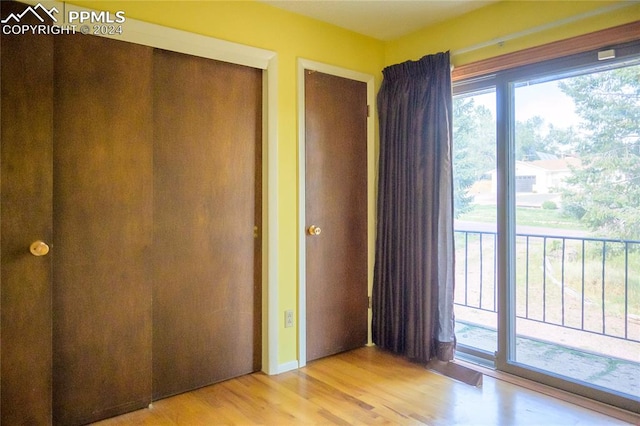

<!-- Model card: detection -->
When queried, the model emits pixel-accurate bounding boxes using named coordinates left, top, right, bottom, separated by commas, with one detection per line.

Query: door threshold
left=454, top=358, right=640, bottom=424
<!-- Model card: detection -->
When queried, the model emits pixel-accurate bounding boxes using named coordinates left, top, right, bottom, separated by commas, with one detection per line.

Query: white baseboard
left=276, top=360, right=300, bottom=374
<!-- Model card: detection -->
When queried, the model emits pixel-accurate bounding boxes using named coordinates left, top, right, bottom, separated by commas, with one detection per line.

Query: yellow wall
left=68, top=0, right=639, bottom=369
left=385, top=1, right=640, bottom=68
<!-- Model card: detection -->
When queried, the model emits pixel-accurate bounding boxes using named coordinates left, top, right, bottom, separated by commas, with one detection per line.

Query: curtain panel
left=372, top=52, right=456, bottom=363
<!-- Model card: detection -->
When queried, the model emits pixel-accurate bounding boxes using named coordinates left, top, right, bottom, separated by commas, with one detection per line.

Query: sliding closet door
left=152, top=50, right=262, bottom=399
left=0, top=2, right=54, bottom=423
left=53, top=34, right=154, bottom=425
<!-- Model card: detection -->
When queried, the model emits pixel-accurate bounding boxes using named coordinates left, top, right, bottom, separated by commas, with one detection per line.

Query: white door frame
left=23, top=0, right=280, bottom=375
left=297, top=59, right=375, bottom=368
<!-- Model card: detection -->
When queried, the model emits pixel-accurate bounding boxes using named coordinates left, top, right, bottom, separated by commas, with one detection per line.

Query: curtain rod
left=451, top=1, right=635, bottom=57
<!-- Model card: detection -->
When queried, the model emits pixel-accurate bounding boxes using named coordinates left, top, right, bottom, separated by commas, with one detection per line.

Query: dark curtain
left=372, top=52, right=456, bottom=363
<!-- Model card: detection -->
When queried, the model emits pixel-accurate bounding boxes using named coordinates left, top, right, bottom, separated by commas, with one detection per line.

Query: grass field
left=458, top=204, right=588, bottom=231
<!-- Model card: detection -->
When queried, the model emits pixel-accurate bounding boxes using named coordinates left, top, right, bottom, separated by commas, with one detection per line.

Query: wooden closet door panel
left=153, top=49, right=262, bottom=399
left=1, top=2, right=54, bottom=423
left=53, top=34, right=154, bottom=425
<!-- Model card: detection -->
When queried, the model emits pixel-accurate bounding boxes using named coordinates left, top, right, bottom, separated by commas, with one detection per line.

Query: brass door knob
left=307, top=225, right=321, bottom=236
left=29, top=240, right=50, bottom=257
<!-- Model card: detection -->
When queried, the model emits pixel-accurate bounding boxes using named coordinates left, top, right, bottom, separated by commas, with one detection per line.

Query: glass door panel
left=512, top=65, right=640, bottom=399
left=453, top=89, right=498, bottom=360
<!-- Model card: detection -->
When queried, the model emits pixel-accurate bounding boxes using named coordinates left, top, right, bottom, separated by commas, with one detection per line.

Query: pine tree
left=560, top=65, right=640, bottom=240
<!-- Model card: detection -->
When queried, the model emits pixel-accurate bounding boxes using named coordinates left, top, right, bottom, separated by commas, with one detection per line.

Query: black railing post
left=581, top=240, right=586, bottom=331
left=602, top=241, right=606, bottom=335
left=625, top=242, right=629, bottom=340
left=526, top=235, right=530, bottom=319
left=543, top=237, right=547, bottom=323
left=479, top=233, right=484, bottom=310
left=464, top=232, right=469, bottom=306
left=562, top=238, right=566, bottom=327
left=494, top=233, right=497, bottom=312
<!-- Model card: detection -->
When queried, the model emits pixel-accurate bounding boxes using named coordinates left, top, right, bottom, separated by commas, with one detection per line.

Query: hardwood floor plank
left=304, top=353, right=458, bottom=422
left=300, top=361, right=425, bottom=420
left=241, top=374, right=330, bottom=424
left=93, top=347, right=637, bottom=425
left=154, top=391, right=255, bottom=425
left=283, top=372, right=383, bottom=424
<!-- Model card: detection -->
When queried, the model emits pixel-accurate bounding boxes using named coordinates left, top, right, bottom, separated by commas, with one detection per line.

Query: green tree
left=542, top=124, right=580, bottom=158
left=452, top=96, right=496, bottom=217
left=560, top=65, right=640, bottom=240
left=515, top=116, right=546, bottom=160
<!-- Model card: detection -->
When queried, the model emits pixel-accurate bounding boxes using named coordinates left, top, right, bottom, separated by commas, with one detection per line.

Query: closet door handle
left=29, top=240, right=50, bottom=256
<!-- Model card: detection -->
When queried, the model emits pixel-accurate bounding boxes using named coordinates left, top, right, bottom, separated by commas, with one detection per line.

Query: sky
left=515, top=80, right=582, bottom=130
left=466, top=78, right=583, bottom=134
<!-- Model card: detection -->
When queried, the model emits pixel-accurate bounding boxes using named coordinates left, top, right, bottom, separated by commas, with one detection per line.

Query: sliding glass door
left=510, top=68, right=640, bottom=402
left=452, top=87, right=498, bottom=362
left=453, top=41, right=640, bottom=412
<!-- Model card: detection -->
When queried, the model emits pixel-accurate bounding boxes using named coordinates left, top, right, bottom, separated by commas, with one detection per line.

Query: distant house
left=488, top=157, right=581, bottom=193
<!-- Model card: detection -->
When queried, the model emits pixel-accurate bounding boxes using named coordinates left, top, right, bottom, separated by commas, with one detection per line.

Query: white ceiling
left=261, top=0, right=496, bottom=41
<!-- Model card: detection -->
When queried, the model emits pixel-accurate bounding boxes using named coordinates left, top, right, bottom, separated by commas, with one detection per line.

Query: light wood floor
left=94, top=347, right=637, bottom=425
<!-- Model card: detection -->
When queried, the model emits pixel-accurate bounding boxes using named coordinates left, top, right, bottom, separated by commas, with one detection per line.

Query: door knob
left=308, top=225, right=321, bottom=236
left=29, top=240, right=50, bottom=257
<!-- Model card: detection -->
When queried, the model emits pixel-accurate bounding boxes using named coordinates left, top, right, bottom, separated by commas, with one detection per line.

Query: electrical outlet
left=284, top=310, right=294, bottom=328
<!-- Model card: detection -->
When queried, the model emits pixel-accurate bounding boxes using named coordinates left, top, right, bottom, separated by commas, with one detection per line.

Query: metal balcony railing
left=454, top=229, right=640, bottom=343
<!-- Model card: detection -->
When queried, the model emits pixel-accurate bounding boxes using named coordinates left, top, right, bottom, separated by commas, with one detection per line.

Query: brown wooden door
left=1, top=9, right=262, bottom=422
left=0, top=2, right=54, bottom=423
left=305, top=70, right=368, bottom=362
left=152, top=50, right=262, bottom=399
left=52, top=34, right=154, bottom=425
